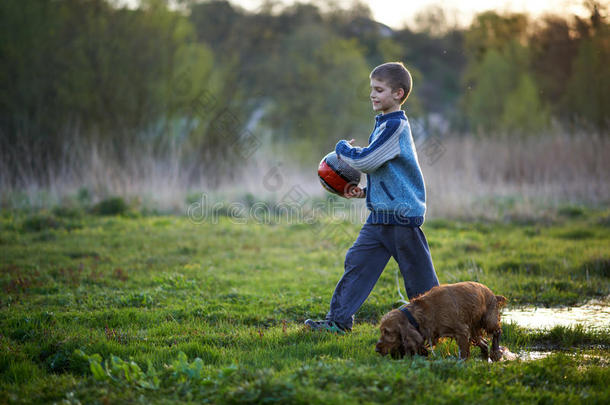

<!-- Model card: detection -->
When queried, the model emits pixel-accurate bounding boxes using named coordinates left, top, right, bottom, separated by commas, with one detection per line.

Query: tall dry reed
left=1, top=132, right=608, bottom=219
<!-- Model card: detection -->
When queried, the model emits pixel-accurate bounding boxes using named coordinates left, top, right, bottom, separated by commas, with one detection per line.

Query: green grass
left=0, top=208, right=609, bottom=403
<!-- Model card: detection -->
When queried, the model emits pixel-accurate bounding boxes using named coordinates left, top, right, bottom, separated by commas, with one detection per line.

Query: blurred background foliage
left=0, top=0, right=608, bottom=189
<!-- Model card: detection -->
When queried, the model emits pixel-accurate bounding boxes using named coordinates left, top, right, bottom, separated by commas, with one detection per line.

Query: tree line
left=0, top=0, right=607, bottom=186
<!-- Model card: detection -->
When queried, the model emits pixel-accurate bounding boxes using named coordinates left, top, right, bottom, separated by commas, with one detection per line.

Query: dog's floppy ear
left=398, top=317, right=425, bottom=356
left=495, top=295, right=507, bottom=308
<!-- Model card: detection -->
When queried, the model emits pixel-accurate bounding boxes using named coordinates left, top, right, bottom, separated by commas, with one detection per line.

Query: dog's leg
left=490, top=329, right=502, bottom=362
left=475, top=337, right=489, bottom=360
left=456, top=335, right=471, bottom=360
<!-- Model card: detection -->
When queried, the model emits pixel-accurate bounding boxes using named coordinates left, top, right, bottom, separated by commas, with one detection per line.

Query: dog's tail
left=495, top=295, right=507, bottom=308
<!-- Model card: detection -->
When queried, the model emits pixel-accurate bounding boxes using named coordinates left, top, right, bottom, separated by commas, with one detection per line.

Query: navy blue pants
left=326, top=223, right=439, bottom=329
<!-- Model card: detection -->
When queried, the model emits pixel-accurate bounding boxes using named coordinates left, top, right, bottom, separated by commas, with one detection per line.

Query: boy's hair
left=370, top=62, right=412, bottom=104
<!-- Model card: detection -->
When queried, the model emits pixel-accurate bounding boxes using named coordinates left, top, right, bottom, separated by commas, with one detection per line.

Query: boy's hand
left=345, top=186, right=365, bottom=199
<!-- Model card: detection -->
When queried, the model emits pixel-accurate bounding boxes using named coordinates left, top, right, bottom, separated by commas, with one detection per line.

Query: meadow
left=2, top=1, right=608, bottom=403
left=0, top=204, right=609, bottom=404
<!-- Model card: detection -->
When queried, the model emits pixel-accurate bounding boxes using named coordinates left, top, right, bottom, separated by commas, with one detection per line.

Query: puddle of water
left=514, top=350, right=553, bottom=361
left=494, top=346, right=551, bottom=361
left=500, top=349, right=607, bottom=362
left=502, top=300, right=610, bottom=330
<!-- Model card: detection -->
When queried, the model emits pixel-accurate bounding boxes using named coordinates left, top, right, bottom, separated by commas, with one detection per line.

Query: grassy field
left=0, top=206, right=609, bottom=403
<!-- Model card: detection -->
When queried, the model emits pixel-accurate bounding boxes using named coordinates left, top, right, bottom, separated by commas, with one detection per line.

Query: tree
left=265, top=24, right=372, bottom=159
left=464, top=11, right=529, bottom=63
left=565, top=2, right=609, bottom=132
left=501, top=73, right=550, bottom=135
left=462, top=48, right=512, bottom=133
left=566, top=35, right=609, bottom=132
left=529, top=15, right=579, bottom=118
left=460, top=11, right=556, bottom=135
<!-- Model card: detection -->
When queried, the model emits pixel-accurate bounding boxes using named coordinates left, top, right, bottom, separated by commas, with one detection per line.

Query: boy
left=305, top=62, right=439, bottom=334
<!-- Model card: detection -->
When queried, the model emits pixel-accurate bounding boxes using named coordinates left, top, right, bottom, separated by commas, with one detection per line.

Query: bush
left=21, top=213, right=61, bottom=232
left=92, top=197, right=128, bottom=216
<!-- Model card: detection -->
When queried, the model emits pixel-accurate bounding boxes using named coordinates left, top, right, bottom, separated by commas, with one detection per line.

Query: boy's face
left=370, top=78, right=403, bottom=114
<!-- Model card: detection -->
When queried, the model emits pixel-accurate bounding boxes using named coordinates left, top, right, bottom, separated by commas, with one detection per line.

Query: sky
left=230, top=0, right=592, bottom=29
left=118, top=0, right=593, bottom=29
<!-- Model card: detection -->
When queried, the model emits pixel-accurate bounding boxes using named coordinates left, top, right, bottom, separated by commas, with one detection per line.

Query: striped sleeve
left=335, top=119, right=404, bottom=172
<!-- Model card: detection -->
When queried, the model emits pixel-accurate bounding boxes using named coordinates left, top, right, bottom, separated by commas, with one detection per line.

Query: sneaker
left=304, top=319, right=351, bottom=334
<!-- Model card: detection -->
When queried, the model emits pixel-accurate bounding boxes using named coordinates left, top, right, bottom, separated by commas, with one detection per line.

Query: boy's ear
left=393, top=87, right=404, bottom=101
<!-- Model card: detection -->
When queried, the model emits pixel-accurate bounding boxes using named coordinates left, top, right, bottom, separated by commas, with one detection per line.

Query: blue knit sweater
left=335, top=110, right=426, bottom=226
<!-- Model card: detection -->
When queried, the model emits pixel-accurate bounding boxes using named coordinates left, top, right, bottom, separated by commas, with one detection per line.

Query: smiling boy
left=305, top=62, right=439, bottom=334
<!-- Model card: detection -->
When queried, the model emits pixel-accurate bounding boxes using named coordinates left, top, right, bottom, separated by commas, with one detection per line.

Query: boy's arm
left=335, top=119, right=405, bottom=172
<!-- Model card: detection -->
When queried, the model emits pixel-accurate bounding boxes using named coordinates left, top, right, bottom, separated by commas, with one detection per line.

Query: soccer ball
left=318, top=151, right=361, bottom=197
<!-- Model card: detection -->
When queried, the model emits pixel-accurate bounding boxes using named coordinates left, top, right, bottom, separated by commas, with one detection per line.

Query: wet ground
left=502, top=299, right=610, bottom=330
left=498, top=300, right=609, bottom=361
left=500, top=348, right=609, bottom=362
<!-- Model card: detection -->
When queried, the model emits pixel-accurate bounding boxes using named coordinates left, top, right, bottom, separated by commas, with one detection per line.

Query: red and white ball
left=318, top=152, right=361, bottom=197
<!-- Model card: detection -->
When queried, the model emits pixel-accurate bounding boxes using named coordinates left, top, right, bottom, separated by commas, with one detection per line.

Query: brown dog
left=375, top=281, right=507, bottom=361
